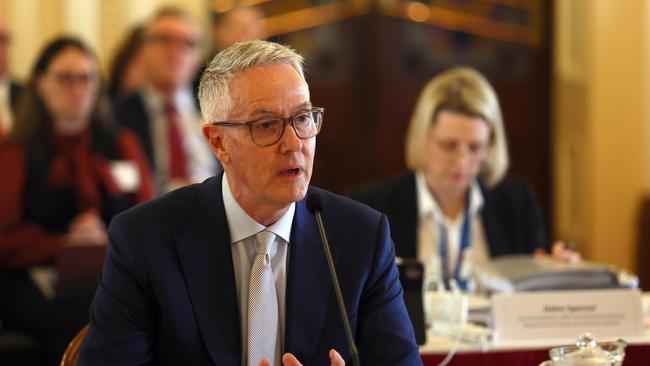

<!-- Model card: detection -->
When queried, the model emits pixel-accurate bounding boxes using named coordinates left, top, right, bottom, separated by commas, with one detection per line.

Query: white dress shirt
left=415, top=171, right=490, bottom=289
left=222, top=173, right=293, bottom=366
left=140, top=85, right=216, bottom=192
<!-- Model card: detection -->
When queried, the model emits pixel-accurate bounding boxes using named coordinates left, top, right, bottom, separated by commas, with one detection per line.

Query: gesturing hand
left=257, top=349, right=345, bottom=366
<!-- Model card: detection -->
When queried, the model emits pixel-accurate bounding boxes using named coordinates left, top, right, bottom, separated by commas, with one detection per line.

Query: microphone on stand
left=306, top=193, right=361, bottom=366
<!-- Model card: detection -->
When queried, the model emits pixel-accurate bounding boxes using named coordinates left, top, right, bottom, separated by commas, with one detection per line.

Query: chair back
left=60, top=324, right=89, bottom=366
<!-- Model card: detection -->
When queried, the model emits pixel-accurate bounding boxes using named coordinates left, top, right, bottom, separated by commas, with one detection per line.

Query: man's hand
left=257, top=349, right=345, bottom=366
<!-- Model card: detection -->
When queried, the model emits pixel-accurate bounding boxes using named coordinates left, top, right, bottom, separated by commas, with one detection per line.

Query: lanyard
left=438, top=195, right=472, bottom=291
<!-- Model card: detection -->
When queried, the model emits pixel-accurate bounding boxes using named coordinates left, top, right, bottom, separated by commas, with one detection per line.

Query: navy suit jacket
left=350, top=172, right=547, bottom=259
left=79, top=175, right=422, bottom=365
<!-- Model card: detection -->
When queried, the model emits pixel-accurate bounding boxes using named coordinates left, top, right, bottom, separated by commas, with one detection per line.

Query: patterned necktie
left=247, top=230, right=279, bottom=366
left=164, top=102, right=187, bottom=179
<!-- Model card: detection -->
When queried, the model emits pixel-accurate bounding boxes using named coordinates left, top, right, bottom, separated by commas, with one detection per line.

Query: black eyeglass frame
left=210, top=107, right=325, bottom=147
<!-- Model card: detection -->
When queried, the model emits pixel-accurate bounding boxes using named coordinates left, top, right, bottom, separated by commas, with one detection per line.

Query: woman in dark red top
left=0, top=37, right=153, bottom=362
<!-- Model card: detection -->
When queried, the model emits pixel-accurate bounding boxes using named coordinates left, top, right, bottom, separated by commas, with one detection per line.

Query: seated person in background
left=192, top=5, right=266, bottom=95
left=351, top=67, right=577, bottom=291
left=210, top=5, right=265, bottom=55
left=0, top=37, right=153, bottom=362
left=79, top=40, right=421, bottom=366
left=114, top=7, right=217, bottom=194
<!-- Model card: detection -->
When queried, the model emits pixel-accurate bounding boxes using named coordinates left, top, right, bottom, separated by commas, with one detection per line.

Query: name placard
left=492, top=289, right=643, bottom=343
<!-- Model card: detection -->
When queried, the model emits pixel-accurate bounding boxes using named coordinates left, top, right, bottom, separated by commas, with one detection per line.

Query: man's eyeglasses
left=145, top=33, right=199, bottom=49
left=211, top=107, right=324, bottom=147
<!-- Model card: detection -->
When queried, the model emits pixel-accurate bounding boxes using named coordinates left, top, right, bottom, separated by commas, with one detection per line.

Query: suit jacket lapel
left=284, top=193, right=338, bottom=364
left=174, top=176, right=241, bottom=365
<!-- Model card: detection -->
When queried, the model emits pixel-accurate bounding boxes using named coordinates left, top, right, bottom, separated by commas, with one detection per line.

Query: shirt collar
left=222, top=172, right=295, bottom=244
left=415, top=171, right=484, bottom=222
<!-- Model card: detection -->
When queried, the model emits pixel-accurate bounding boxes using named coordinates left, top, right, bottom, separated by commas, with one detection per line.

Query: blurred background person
left=192, top=5, right=265, bottom=110
left=352, top=67, right=576, bottom=292
left=114, top=7, right=216, bottom=194
left=106, top=25, right=145, bottom=106
left=0, top=11, right=23, bottom=140
left=0, top=36, right=153, bottom=363
left=210, top=5, right=264, bottom=54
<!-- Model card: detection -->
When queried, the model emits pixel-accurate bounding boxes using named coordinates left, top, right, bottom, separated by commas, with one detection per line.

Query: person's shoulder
left=482, top=175, right=538, bottom=203
left=112, top=177, right=214, bottom=232
left=308, top=186, right=385, bottom=225
left=114, top=92, right=146, bottom=119
left=348, top=171, right=415, bottom=206
left=486, top=175, right=533, bottom=192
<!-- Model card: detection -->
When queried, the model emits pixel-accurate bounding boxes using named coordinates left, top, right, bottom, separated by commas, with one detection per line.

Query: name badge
left=492, top=289, right=644, bottom=343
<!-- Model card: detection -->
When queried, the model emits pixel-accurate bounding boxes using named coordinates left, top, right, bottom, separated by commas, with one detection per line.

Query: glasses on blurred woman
left=46, top=72, right=98, bottom=88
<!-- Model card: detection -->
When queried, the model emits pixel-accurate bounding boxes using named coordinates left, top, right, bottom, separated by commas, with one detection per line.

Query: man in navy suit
left=79, top=40, right=421, bottom=365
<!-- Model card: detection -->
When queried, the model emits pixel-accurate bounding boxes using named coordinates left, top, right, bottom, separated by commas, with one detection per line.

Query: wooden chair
left=60, top=324, right=89, bottom=366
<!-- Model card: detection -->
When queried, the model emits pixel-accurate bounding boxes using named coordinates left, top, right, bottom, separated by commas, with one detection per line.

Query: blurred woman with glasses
left=0, top=37, right=153, bottom=362
left=352, top=67, right=577, bottom=292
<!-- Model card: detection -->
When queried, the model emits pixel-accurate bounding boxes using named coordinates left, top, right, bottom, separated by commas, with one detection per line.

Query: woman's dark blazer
left=350, top=171, right=547, bottom=259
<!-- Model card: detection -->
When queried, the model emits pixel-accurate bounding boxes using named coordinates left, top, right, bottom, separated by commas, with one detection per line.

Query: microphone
left=306, top=193, right=361, bottom=366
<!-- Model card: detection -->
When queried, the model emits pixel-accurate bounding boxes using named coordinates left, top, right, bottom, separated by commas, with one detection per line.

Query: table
left=418, top=293, right=650, bottom=365
left=421, top=344, right=650, bottom=365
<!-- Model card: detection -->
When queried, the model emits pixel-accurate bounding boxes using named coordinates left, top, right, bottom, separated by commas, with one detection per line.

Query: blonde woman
left=352, top=67, right=574, bottom=290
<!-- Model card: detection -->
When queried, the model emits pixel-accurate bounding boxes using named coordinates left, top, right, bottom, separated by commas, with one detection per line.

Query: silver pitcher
left=539, top=333, right=627, bottom=366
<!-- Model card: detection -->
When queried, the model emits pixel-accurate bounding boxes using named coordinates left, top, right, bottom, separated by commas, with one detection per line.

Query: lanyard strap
left=438, top=196, right=472, bottom=290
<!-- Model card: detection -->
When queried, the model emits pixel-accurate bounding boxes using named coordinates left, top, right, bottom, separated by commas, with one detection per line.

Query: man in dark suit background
left=79, top=40, right=421, bottom=365
left=114, top=7, right=216, bottom=194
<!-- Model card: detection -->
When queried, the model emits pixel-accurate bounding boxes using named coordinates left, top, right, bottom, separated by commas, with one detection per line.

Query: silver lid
left=547, top=333, right=627, bottom=366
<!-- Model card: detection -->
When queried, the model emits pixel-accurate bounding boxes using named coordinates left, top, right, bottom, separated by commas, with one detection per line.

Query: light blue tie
left=247, top=230, right=279, bottom=366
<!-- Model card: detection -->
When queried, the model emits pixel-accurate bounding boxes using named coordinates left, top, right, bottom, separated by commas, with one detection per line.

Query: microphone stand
left=313, top=208, right=361, bottom=366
